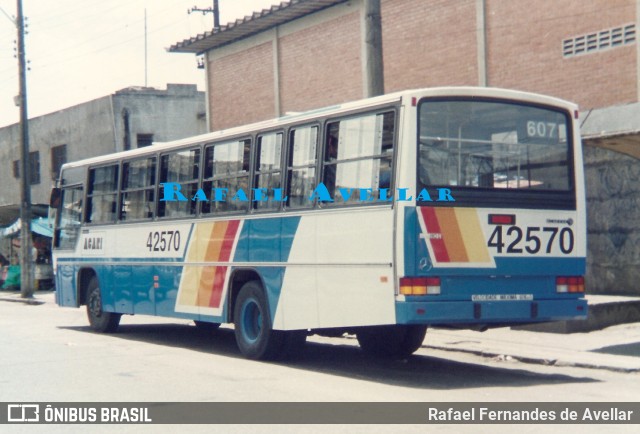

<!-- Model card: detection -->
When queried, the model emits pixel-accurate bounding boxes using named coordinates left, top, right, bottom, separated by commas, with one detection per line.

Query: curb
left=425, top=344, right=640, bottom=374
left=514, top=298, right=640, bottom=333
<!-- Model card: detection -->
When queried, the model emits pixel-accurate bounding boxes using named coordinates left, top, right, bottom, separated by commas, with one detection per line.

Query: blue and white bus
left=50, top=87, right=587, bottom=360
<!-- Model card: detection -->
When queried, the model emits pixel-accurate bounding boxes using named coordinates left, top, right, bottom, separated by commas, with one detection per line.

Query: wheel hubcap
left=241, top=299, right=262, bottom=343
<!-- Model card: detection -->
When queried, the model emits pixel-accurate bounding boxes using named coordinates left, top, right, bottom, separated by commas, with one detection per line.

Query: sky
left=0, top=0, right=281, bottom=128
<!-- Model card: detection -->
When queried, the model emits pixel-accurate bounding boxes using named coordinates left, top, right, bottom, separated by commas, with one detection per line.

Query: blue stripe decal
left=181, top=223, right=195, bottom=262
left=233, top=216, right=301, bottom=263
left=233, top=216, right=301, bottom=320
left=427, top=257, right=586, bottom=276
left=404, top=206, right=418, bottom=276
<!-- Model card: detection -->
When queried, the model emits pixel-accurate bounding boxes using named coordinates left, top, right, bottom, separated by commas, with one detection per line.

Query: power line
left=30, top=2, right=195, bottom=66
left=0, top=4, right=15, bottom=25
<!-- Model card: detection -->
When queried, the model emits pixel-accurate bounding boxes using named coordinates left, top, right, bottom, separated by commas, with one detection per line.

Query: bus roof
left=59, top=86, right=577, bottom=171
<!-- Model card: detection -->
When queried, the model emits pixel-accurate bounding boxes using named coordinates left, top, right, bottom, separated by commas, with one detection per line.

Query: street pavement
left=1, top=290, right=639, bottom=373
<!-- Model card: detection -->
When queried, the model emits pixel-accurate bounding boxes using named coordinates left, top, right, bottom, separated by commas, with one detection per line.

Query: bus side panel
left=156, top=264, right=198, bottom=320
left=55, top=262, right=78, bottom=307
left=275, top=209, right=396, bottom=330
left=234, top=217, right=300, bottom=263
left=111, top=264, right=133, bottom=314
left=233, top=217, right=300, bottom=326
left=255, top=266, right=287, bottom=325
left=132, top=264, right=155, bottom=315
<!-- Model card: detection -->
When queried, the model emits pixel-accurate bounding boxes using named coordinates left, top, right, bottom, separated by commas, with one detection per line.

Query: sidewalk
left=2, top=290, right=639, bottom=372
left=426, top=322, right=640, bottom=373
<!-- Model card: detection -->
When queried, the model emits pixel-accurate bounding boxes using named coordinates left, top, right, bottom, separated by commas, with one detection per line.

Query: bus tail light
left=488, top=214, right=516, bottom=225
left=400, top=277, right=441, bottom=295
left=556, top=276, right=584, bottom=293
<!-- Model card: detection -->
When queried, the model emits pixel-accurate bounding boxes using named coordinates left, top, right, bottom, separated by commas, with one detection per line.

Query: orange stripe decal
left=197, top=222, right=228, bottom=306
left=455, top=208, right=490, bottom=262
left=177, top=220, right=241, bottom=311
left=435, top=208, right=469, bottom=262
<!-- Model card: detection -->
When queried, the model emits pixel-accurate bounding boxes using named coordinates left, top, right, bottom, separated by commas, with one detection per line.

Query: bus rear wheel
left=356, top=325, right=427, bottom=357
left=86, top=277, right=121, bottom=333
left=233, top=281, right=284, bottom=360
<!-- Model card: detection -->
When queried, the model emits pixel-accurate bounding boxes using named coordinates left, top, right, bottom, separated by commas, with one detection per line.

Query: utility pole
left=363, top=0, right=384, bottom=97
left=16, top=0, right=34, bottom=298
left=188, top=1, right=220, bottom=30
left=144, top=8, right=148, bottom=87
left=213, top=0, right=219, bottom=30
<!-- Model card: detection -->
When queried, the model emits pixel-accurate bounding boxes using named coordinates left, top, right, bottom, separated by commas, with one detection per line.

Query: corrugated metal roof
left=169, top=0, right=348, bottom=54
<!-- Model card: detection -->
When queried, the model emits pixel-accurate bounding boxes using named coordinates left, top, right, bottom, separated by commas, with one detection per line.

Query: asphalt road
left=1, top=292, right=638, bottom=433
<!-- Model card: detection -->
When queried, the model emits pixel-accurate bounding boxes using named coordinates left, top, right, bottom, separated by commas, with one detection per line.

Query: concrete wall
left=0, top=84, right=206, bottom=208
left=112, top=83, right=207, bottom=151
left=0, top=96, right=116, bottom=207
left=584, top=145, right=640, bottom=295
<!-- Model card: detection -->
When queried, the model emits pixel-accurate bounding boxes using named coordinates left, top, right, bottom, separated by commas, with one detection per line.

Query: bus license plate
left=471, top=294, right=533, bottom=301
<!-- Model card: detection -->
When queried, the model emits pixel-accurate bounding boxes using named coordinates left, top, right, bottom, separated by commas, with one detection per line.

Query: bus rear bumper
left=395, top=298, right=588, bottom=325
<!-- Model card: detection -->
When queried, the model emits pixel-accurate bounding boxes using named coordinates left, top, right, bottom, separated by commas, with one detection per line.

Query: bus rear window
left=417, top=99, right=574, bottom=208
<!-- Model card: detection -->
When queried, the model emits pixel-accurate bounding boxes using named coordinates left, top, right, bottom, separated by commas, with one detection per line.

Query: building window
left=137, top=134, right=154, bottom=148
left=51, top=144, right=67, bottom=180
left=13, top=152, right=41, bottom=184
left=30, top=151, right=41, bottom=185
left=563, top=23, right=636, bottom=57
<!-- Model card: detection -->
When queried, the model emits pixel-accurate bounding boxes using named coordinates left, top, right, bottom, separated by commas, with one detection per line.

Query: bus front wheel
left=356, top=325, right=427, bottom=357
left=233, top=281, right=284, bottom=360
left=86, top=277, right=121, bottom=333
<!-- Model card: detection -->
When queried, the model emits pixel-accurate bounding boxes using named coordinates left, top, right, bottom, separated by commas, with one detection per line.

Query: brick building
left=170, top=0, right=640, bottom=295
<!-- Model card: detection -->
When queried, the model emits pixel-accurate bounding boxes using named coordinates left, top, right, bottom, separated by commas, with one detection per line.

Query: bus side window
left=322, top=111, right=395, bottom=204
left=254, top=132, right=283, bottom=211
left=286, top=126, right=317, bottom=209
left=120, top=156, right=156, bottom=221
left=158, top=148, right=200, bottom=219
left=55, top=186, right=83, bottom=249
left=86, top=165, right=119, bottom=224
left=202, top=139, right=251, bottom=215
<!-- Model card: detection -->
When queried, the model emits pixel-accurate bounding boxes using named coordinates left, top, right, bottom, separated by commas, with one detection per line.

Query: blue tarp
left=0, top=217, right=52, bottom=238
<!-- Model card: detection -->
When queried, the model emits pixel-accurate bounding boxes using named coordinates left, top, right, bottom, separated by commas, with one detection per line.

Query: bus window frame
left=119, top=155, right=158, bottom=223
left=157, top=146, right=202, bottom=220
left=416, top=96, right=577, bottom=210
left=318, top=108, right=398, bottom=210
left=283, top=123, right=321, bottom=211
left=200, top=135, right=253, bottom=217
left=85, top=162, right=121, bottom=225
left=252, top=129, right=286, bottom=213
left=52, top=183, right=84, bottom=250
